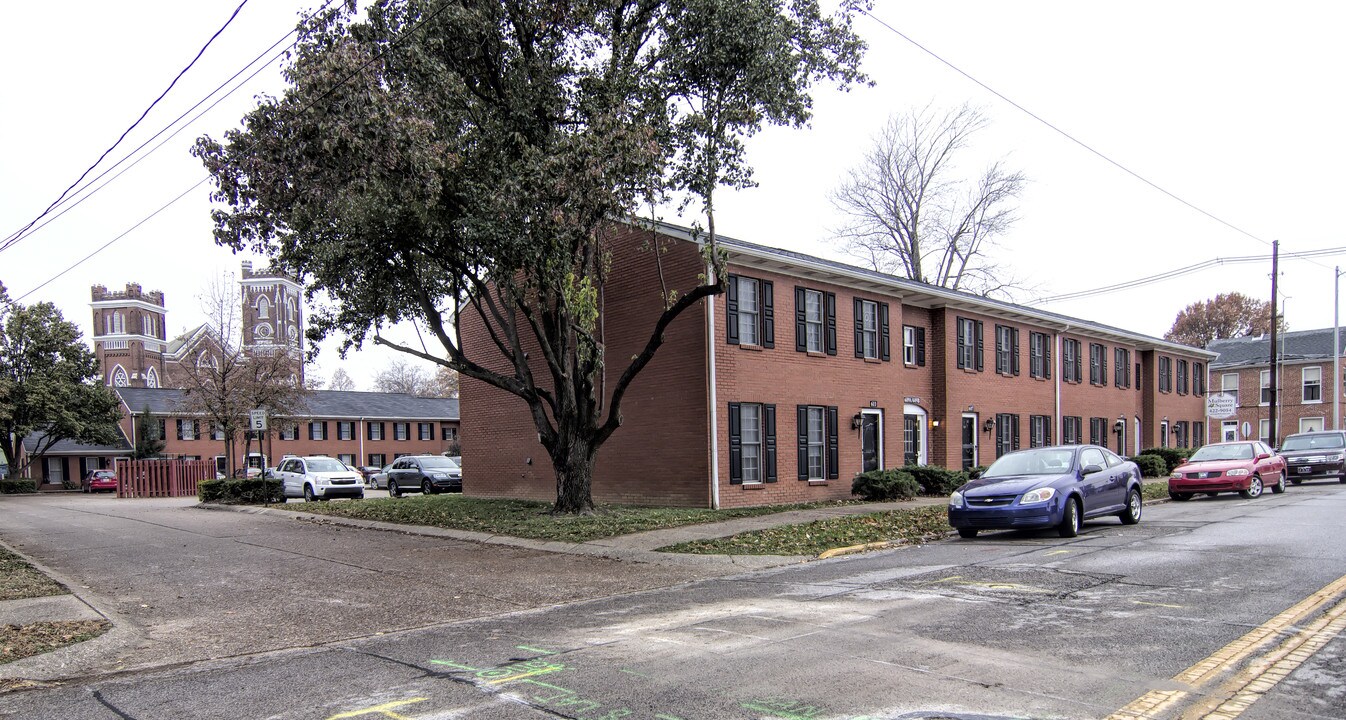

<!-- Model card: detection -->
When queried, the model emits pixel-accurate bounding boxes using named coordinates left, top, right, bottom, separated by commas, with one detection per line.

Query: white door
left=902, top=403, right=927, bottom=466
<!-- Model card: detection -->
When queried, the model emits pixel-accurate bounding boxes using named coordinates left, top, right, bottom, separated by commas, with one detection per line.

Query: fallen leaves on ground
left=0, top=548, right=66, bottom=601
left=0, top=620, right=109, bottom=664
left=657, top=505, right=953, bottom=556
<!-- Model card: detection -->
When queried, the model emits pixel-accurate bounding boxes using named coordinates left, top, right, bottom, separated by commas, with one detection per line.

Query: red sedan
left=1169, top=441, right=1286, bottom=500
left=82, top=469, right=118, bottom=493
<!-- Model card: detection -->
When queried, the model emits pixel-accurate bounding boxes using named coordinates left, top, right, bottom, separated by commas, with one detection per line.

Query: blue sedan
left=948, top=445, right=1144, bottom=539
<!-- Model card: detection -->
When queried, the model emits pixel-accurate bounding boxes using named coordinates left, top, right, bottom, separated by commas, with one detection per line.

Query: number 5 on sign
left=249, top=409, right=267, bottom=431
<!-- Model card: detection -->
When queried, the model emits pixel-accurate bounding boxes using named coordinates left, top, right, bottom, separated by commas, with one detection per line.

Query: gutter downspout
left=707, top=267, right=721, bottom=510
left=358, top=417, right=366, bottom=467
left=1055, top=324, right=1070, bottom=442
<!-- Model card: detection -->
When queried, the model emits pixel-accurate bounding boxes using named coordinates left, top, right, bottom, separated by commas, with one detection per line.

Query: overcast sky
left=4, top=2, right=1344, bottom=389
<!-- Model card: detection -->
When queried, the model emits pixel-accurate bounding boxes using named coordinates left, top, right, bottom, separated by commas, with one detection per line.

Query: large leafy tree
left=195, top=0, right=867, bottom=513
left=1165, top=292, right=1277, bottom=348
left=0, top=281, right=122, bottom=478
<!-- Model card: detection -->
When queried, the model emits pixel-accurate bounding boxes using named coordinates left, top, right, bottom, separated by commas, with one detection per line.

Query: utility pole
left=1336, top=266, right=1342, bottom=431
left=1269, top=240, right=1280, bottom=447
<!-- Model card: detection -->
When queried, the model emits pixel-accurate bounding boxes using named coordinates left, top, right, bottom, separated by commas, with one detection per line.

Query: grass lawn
left=658, top=505, right=953, bottom=556
left=0, top=621, right=109, bottom=665
left=289, top=495, right=867, bottom=543
left=0, top=547, right=66, bottom=601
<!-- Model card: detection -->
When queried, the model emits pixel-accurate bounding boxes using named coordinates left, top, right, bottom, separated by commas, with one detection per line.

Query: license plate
left=1298, top=466, right=1312, bottom=474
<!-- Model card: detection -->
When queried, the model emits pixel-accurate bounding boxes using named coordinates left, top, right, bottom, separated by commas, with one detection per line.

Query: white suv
left=277, top=456, right=365, bottom=501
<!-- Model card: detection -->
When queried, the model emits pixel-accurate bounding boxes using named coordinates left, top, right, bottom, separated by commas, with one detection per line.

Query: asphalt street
left=4, top=484, right=1346, bottom=719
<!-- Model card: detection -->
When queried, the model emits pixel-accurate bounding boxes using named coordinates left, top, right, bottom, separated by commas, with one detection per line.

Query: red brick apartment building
left=1205, top=328, right=1346, bottom=444
left=460, top=221, right=1212, bottom=508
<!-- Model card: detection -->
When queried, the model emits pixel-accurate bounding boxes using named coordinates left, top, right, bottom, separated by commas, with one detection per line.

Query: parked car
left=81, top=469, right=118, bottom=493
left=1278, top=431, right=1346, bottom=485
left=366, top=463, right=394, bottom=490
left=276, top=455, right=365, bottom=501
left=1168, top=441, right=1285, bottom=500
left=948, top=445, right=1143, bottom=539
left=387, top=455, right=462, bottom=498
left=358, top=466, right=381, bottom=484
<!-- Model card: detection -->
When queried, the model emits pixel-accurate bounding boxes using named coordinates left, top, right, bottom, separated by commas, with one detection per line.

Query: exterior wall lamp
left=931, top=418, right=941, bottom=428
left=1113, top=417, right=1125, bottom=432
left=851, top=413, right=863, bottom=430
left=982, top=418, right=995, bottom=433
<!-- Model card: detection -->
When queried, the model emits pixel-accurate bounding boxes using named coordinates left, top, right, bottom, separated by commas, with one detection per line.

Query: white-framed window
left=46, top=457, right=65, bottom=483
left=178, top=419, right=198, bottom=441
left=1259, top=419, right=1271, bottom=445
left=1222, top=420, right=1238, bottom=442
left=1300, top=417, right=1325, bottom=433
left=740, top=404, right=762, bottom=484
left=1303, top=366, right=1322, bottom=403
left=1159, top=420, right=1169, bottom=448
left=804, top=289, right=823, bottom=353
left=903, top=326, right=917, bottom=365
left=805, top=406, right=825, bottom=480
left=737, top=276, right=759, bottom=346
left=212, top=423, right=226, bottom=441
left=859, top=300, right=878, bottom=359
left=1260, top=369, right=1272, bottom=406
left=338, top=454, right=355, bottom=466
left=257, top=295, right=271, bottom=319
left=309, top=421, right=327, bottom=440
left=338, top=422, right=354, bottom=441
left=1222, top=372, right=1239, bottom=405
left=958, top=318, right=977, bottom=369
left=394, top=422, right=409, bottom=441
left=112, top=311, right=125, bottom=334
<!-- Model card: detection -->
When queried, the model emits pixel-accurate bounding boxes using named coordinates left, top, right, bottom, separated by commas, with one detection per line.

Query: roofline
left=90, top=299, right=165, bottom=313
left=644, top=219, right=1217, bottom=359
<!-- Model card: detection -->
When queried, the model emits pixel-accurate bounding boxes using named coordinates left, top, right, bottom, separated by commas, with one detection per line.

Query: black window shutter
left=1045, top=337, right=1052, bottom=379
left=726, top=274, right=740, bottom=345
left=975, top=321, right=985, bottom=372
left=879, top=302, right=890, bottom=361
left=795, top=287, right=807, bottom=352
left=826, top=406, right=839, bottom=479
left=764, top=404, right=777, bottom=482
left=797, top=405, right=808, bottom=480
left=1012, top=329, right=1020, bottom=376
left=1046, top=417, right=1052, bottom=445
left=1100, top=347, right=1108, bottom=386
left=825, top=292, right=837, bottom=355
left=915, top=327, right=926, bottom=366
left=955, top=316, right=967, bottom=369
left=728, top=403, right=742, bottom=484
left=761, top=281, right=774, bottom=349
left=1012, top=414, right=1021, bottom=450
left=854, top=298, right=864, bottom=358
left=176, top=420, right=184, bottom=441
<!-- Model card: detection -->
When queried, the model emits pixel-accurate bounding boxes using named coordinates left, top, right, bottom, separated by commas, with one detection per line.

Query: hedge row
left=1137, top=446, right=1194, bottom=473
left=199, top=478, right=283, bottom=505
left=1131, top=454, right=1169, bottom=478
left=0, top=479, right=37, bottom=494
left=852, top=464, right=975, bottom=500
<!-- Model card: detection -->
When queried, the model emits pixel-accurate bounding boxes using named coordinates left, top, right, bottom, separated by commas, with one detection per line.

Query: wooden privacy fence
left=116, top=459, right=214, bottom=498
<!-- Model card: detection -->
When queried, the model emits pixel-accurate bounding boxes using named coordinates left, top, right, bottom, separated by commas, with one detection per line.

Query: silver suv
left=387, top=455, right=462, bottom=497
left=277, top=456, right=365, bottom=501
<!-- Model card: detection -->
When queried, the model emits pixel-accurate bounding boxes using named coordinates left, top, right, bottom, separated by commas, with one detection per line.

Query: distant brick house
left=460, top=221, right=1213, bottom=508
left=1205, top=329, right=1346, bottom=444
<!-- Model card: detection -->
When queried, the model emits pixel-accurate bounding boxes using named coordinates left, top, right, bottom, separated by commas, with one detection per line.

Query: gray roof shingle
left=1208, top=327, right=1346, bottom=368
left=116, top=387, right=459, bottom=421
left=21, top=431, right=133, bottom=456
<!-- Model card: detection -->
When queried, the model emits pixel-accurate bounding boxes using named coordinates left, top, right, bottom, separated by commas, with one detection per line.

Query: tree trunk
left=551, top=436, right=597, bottom=515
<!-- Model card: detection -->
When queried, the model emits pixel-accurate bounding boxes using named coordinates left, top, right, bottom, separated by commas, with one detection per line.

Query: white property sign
left=249, top=409, right=268, bottom=431
left=1206, top=393, right=1237, bottom=419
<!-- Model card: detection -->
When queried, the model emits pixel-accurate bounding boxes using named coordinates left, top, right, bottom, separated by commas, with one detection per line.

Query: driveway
left=0, top=494, right=724, bottom=679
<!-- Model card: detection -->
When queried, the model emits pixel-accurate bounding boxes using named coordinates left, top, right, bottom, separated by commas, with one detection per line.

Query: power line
left=860, top=9, right=1277, bottom=253
left=15, top=0, right=457, bottom=303
left=1030, top=245, right=1346, bottom=305
left=2, top=0, right=251, bottom=252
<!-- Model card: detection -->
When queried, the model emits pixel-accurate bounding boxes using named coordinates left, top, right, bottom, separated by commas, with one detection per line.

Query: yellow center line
left=1133, top=601, right=1186, bottom=609
left=1106, top=572, right=1346, bottom=720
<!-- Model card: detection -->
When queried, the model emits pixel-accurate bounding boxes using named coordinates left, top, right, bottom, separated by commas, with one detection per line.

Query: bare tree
left=174, top=274, right=308, bottom=475
left=327, top=368, right=356, bottom=392
left=831, top=103, right=1026, bottom=297
left=427, top=366, right=459, bottom=399
left=372, top=358, right=437, bottom=396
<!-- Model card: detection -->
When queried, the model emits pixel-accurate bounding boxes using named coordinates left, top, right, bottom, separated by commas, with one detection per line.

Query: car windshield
left=419, top=456, right=459, bottom=469
left=306, top=458, right=348, bottom=472
left=1280, top=434, right=1345, bottom=450
left=1189, top=444, right=1255, bottom=461
left=94, top=471, right=115, bottom=478
left=982, top=448, right=1076, bottom=477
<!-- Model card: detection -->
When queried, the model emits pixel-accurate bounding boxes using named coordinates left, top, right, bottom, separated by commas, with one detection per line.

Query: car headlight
left=1169, top=471, right=1182, bottom=479
left=1020, top=487, right=1057, bottom=505
left=1226, top=469, right=1250, bottom=476
left=1329, top=453, right=1345, bottom=462
left=949, top=491, right=963, bottom=507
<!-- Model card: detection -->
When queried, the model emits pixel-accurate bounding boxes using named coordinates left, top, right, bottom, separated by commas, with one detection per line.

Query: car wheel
left=1058, top=498, right=1081, bottom=538
left=1272, top=476, right=1286, bottom=494
left=389, top=480, right=401, bottom=498
left=956, top=527, right=978, bottom=539
left=422, top=479, right=434, bottom=495
left=356, top=492, right=365, bottom=500
left=304, top=484, right=316, bottom=502
left=1240, top=476, right=1264, bottom=499
left=1291, top=478, right=1303, bottom=485
left=82, top=483, right=89, bottom=494
left=1169, top=492, right=1193, bottom=501
left=1119, top=488, right=1143, bottom=525
left=1339, top=474, right=1346, bottom=484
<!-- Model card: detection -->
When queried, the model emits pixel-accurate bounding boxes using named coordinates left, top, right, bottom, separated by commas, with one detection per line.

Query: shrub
left=905, top=464, right=969, bottom=495
left=852, top=469, right=920, bottom=501
left=968, top=465, right=989, bottom=480
left=1132, top=454, right=1169, bottom=478
left=199, top=478, right=283, bottom=505
left=1138, top=447, right=1193, bottom=473
left=0, top=479, right=37, bottom=494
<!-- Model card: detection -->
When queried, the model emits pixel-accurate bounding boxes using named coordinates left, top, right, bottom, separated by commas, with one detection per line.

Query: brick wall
left=1210, top=362, right=1343, bottom=443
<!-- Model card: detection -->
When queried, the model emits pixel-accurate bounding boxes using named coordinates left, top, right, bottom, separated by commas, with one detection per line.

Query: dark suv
left=386, top=455, right=462, bottom=497
left=1279, top=431, right=1346, bottom=484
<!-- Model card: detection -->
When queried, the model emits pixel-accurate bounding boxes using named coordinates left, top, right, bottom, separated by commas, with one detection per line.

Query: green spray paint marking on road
left=516, top=645, right=556, bottom=655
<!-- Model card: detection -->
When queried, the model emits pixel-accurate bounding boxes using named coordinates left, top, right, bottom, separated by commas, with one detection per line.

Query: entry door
left=215, top=456, right=228, bottom=478
left=861, top=410, right=882, bottom=472
left=1115, top=421, right=1126, bottom=456
left=961, top=414, right=978, bottom=470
